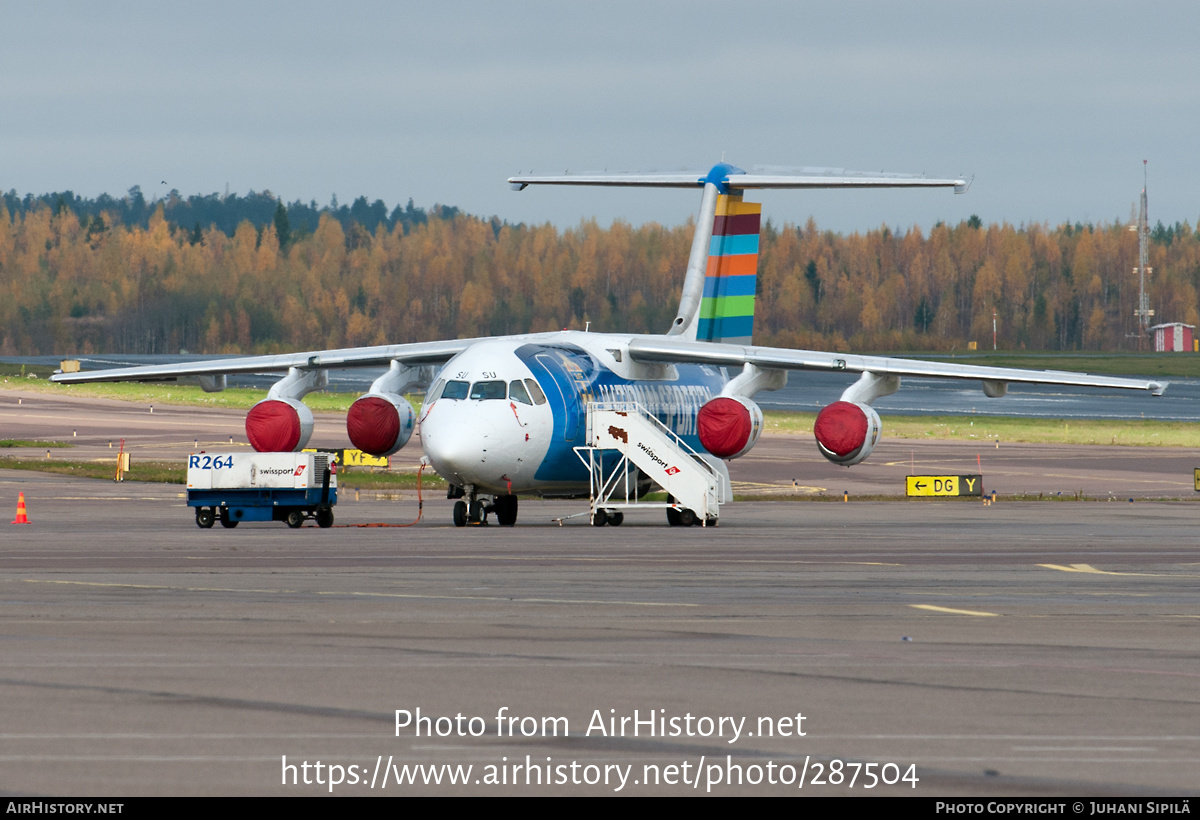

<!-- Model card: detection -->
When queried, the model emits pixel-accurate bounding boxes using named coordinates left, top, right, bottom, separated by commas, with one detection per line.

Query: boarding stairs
left=572, top=402, right=724, bottom=526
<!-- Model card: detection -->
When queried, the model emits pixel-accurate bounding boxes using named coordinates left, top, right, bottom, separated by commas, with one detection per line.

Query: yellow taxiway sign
left=905, top=475, right=983, bottom=497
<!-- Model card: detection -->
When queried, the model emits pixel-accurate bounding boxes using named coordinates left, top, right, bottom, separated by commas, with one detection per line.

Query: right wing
left=49, top=339, right=477, bottom=385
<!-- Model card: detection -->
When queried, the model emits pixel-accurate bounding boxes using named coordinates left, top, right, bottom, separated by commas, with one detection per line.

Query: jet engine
left=697, top=396, right=764, bottom=459
left=813, top=400, right=881, bottom=466
left=245, top=397, right=314, bottom=452
left=346, top=393, right=416, bottom=457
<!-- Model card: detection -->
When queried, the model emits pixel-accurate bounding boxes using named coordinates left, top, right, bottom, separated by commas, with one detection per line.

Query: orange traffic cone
left=11, top=492, right=30, bottom=524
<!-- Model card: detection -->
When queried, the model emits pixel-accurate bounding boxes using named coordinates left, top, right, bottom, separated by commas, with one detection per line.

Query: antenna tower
left=1130, top=161, right=1153, bottom=348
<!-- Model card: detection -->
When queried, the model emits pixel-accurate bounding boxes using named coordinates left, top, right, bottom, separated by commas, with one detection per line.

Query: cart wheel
left=195, top=508, right=215, bottom=529
left=679, top=508, right=698, bottom=527
left=316, top=508, right=334, bottom=529
left=285, top=510, right=305, bottom=528
left=607, top=511, right=624, bottom=526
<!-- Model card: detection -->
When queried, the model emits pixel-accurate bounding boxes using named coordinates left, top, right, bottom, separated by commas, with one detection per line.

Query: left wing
left=627, top=336, right=1168, bottom=396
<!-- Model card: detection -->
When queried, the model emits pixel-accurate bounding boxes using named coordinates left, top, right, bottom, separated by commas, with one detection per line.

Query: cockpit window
left=525, top=378, right=547, bottom=406
left=441, top=380, right=469, bottom=400
left=425, top=379, right=446, bottom=403
left=469, top=380, right=507, bottom=400
left=509, top=380, right=532, bottom=405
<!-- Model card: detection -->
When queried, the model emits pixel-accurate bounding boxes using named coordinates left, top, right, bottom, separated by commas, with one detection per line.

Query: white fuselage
left=418, top=333, right=726, bottom=497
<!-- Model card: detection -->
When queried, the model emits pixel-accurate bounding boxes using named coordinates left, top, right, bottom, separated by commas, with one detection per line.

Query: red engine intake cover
left=246, top=400, right=303, bottom=452
left=813, top=400, right=868, bottom=457
left=697, top=396, right=762, bottom=460
left=347, top=395, right=414, bottom=456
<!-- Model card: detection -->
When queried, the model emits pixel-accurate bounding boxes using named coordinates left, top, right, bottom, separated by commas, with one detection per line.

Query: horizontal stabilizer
left=510, top=164, right=967, bottom=194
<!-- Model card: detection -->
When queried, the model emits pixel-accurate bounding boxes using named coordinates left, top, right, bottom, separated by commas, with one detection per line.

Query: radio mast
left=1131, top=160, right=1153, bottom=347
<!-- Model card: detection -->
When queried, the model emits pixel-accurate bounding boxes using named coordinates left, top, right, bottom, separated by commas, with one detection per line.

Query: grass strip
left=0, top=440, right=72, bottom=448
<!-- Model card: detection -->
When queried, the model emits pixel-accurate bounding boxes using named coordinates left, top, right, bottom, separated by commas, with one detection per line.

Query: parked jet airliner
left=51, top=163, right=1166, bottom=526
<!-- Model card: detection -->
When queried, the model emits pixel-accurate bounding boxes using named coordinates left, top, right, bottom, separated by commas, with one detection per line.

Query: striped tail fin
left=696, top=194, right=760, bottom=344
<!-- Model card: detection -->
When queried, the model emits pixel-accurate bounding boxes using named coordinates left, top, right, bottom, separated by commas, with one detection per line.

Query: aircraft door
left=533, top=352, right=581, bottom=442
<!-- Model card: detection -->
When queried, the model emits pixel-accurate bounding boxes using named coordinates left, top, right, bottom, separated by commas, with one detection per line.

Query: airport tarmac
left=0, top=390, right=1198, bottom=796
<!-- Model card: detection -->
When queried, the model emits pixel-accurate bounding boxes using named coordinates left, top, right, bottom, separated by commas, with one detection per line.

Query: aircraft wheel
left=495, top=495, right=518, bottom=526
left=469, top=501, right=487, bottom=524
left=316, top=508, right=334, bottom=529
left=678, top=508, right=698, bottom=527
left=285, top=510, right=305, bottom=529
left=453, top=500, right=468, bottom=527
left=195, top=508, right=215, bottom=529
left=666, top=507, right=682, bottom=526
left=591, top=510, right=608, bottom=526
left=607, top=511, right=624, bottom=526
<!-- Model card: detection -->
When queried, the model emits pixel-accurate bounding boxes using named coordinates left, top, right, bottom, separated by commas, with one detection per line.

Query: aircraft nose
left=420, top=402, right=499, bottom=486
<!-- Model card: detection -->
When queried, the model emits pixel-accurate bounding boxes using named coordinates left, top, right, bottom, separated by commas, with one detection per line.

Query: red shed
left=1150, top=323, right=1195, bottom=352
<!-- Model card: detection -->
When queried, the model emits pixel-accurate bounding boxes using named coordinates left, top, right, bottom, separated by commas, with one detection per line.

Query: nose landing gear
left=451, top=490, right=519, bottom=527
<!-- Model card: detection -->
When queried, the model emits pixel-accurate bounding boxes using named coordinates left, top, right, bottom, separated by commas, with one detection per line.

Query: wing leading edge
left=626, top=337, right=1168, bottom=396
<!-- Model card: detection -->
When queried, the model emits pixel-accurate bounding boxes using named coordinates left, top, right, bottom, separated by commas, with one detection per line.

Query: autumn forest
left=2, top=190, right=1199, bottom=357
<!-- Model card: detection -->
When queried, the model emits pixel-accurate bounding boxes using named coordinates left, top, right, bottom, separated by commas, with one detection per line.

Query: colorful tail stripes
left=697, top=194, right=760, bottom=344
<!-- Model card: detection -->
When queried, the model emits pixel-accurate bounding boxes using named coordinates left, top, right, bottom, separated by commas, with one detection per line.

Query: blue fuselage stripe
left=513, top=343, right=724, bottom=484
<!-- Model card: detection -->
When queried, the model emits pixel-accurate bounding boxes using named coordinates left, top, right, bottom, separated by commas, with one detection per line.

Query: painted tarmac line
left=911, top=604, right=1001, bottom=617
left=22, top=578, right=697, bottom=607
left=1039, top=563, right=1181, bottom=577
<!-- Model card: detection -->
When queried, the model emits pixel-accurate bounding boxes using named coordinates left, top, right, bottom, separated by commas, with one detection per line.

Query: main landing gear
left=450, top=486, right=518, bottom=527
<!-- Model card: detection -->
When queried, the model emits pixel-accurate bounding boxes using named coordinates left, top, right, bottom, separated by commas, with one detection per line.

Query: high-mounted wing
left=49, top=339, right=475, bottom=385
left=627, top=336, right=1165, bottom=470
left=49, top=338, right=479, bottom=455
left=627, top=336, right=1168, bottom=396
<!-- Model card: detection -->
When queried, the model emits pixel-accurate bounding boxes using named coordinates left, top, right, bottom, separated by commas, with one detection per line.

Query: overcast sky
left=3, top=1, right=1197, bottom=234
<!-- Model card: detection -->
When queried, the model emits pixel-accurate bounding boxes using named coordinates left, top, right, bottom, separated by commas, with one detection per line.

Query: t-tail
left=508, top=162, right=967, bottom=344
